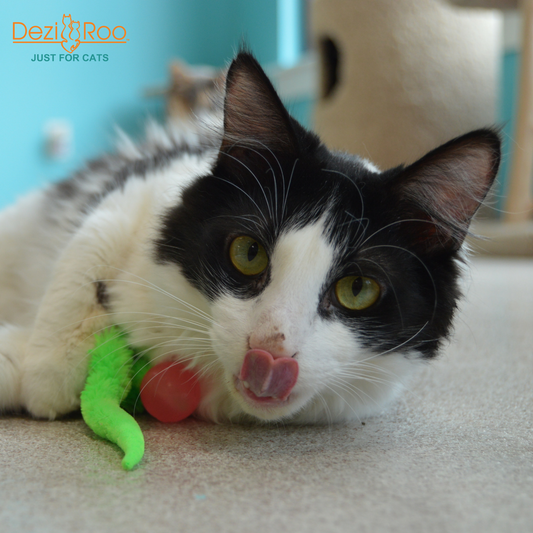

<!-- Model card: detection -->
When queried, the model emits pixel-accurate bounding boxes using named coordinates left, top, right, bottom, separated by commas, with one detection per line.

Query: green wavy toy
left=80, top=327, right=149, bottom=470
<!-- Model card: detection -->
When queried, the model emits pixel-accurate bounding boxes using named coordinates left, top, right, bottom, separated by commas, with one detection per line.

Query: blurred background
left=0, top=0, right=311, bottom=208
left=0, top=0, right=531, bottom=253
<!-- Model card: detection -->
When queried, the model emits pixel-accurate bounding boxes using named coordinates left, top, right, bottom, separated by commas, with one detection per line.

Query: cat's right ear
left=391, top=129, right=501, bottom=253
left=218, top=51, right=299, bottom=156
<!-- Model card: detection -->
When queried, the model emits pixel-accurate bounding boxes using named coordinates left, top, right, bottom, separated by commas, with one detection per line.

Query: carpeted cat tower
left=312, top=0, right=501, bottom=169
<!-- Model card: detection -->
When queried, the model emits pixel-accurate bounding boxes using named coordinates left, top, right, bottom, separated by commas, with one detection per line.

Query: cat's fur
left=0, top=52, right=500, bottom=424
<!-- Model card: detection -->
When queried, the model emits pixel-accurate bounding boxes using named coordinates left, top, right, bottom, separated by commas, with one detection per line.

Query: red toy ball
left=140, top=361, right=201, bottom=423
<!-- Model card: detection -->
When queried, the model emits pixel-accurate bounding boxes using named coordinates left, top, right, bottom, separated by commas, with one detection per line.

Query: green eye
left=335, top=276, right=380, bottom=310
left=229, top=236, right=269, bottom=276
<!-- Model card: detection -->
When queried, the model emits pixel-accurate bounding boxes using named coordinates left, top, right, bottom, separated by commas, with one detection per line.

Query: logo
left=13, top=14, right=127, bottom=53
left=60, top=14, right=80, bottom=53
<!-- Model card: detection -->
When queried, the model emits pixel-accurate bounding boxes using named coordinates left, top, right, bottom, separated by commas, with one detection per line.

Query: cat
left=165, top=60, right=225, bottom=122
left=0, top=51, right=500, bottom=424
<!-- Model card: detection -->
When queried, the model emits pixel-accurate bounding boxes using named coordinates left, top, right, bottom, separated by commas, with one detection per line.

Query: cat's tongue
left=240, top=349, right=299, bottom=401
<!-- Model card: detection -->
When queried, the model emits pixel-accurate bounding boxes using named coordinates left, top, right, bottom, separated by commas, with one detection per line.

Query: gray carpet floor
left=1, top=257, right=532, bottom=533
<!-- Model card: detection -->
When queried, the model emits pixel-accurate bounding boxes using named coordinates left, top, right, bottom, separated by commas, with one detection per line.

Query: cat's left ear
left=392, top=129, right=501, bottom=253
left=218, top=52, right=299, bottom=156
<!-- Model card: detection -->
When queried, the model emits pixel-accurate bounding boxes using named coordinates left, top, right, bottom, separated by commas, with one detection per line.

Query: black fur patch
left=95, top=281, right=110, bottom=310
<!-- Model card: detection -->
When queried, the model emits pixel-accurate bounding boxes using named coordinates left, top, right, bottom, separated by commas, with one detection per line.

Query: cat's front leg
left=20, top=271, right=110, bottom=419
left=19, top=212, right=131, bottom=419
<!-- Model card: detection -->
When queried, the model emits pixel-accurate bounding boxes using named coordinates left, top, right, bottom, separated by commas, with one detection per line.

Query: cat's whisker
left=315, top=391, right=334, bottom=427
left=320, top=382, right=364, bottom=424
left=338, top=361, right=406, bottom=382
left=86, top=264, right=216, bottom=324
left=133, top=348, right=215, bottom=381
left=242, top=140, right=286, bottom=230
left=109, top=312, right=213, bottom=331
left=334, top=363, right=398, bottom=380
left=333, top=371, right=398, bottom=388
left=339, top=370, right=421, bottom=403
left=326, top=376, right=383, bottom=410
left=70, top=327, right=214, bottom=386
left=218, top=150, right=274, bottom=222
left=338, top=212, right=369, bottom=236
left=321, top=168, right=366, bottom=241
left=157, top=242, right=186, bottom=253
left=212, top=175, right=270, bottom=228
left=190, top=358, right=221, bottom=381
left=48, top=314, right=214, bottom=362
left=234, top=143, right=281, bottom=227
left=336, top=354, right=424, bottom=394
left=212, top=214, right=266, bottom=234
left=355, top=218, right=448, bottom=250
left=124, top=320, right=211, bottom=337
left=42, top=298, right=218, bottom=339
left=349, top=323, right=430, bottom=366
left=282, top=158, right=298, bottom=223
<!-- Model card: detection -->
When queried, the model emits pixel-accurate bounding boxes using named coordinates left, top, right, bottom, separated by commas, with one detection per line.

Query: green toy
left=80, top=327, right=149, bottom=470
left=81, top=326, right=202, bottom=470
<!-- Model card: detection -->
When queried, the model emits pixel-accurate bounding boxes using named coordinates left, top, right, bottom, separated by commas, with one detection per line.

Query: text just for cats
left=31, top=53, right=109, bottom=62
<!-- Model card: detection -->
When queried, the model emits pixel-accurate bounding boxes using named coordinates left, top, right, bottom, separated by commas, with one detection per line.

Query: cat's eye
left=229, top=236, right=269, bottom=276
left=335, top=276, right=380, bottom=311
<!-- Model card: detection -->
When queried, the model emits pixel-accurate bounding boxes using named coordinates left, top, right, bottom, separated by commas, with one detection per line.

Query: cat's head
left=156, top=52, right=500, bottom=423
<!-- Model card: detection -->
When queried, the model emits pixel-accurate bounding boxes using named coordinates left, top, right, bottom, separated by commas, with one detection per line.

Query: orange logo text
left=13, top=14, right=127, bottom=53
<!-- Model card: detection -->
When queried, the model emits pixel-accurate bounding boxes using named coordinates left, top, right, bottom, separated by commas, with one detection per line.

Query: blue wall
left=0, top=0, right=280, bottom=209
left=498, top=50, right=520, bottom=213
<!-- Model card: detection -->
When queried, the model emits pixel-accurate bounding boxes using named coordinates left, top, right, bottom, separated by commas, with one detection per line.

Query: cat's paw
left=0, top=351, right=22, bottom=412
left=21, top=362, right=84, bottom=420
left=22, top=377, right=81, bottom=420
left=24, top=394, right=80, bottom=420
left=0, top=325, right=27, bottom=412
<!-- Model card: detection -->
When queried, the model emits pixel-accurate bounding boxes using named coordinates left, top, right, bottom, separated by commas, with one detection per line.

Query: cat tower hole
left=319, top=36, right=341, bottom=100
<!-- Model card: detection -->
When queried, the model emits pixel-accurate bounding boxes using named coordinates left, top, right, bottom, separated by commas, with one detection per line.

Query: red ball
left=140, top=361, right=201, bottom=423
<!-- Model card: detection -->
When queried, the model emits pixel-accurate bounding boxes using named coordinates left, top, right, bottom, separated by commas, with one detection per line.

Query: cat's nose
left=248, top=331, right=295, bottom=359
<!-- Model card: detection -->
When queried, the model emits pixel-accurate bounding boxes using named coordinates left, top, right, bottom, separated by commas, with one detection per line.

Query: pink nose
left=239, top=349, right=299, bottom=401
left=249, top=330, right=292, bottom=359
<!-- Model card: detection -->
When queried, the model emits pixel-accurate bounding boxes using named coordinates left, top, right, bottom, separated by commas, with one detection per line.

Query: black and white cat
left=0, top=52, right=500, bottom=424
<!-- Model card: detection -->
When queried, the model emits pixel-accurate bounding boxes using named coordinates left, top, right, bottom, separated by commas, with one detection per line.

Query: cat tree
left=312, top=0, right=533, bottom=255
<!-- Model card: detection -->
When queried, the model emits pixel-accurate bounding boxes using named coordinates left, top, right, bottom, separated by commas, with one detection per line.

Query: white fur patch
left=360, top=157, right=380, bottom=174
